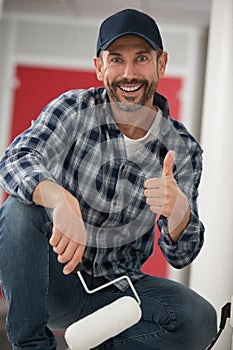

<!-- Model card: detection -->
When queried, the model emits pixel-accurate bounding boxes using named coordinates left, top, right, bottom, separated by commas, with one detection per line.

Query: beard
left=106, top=78, right=158, bottom=112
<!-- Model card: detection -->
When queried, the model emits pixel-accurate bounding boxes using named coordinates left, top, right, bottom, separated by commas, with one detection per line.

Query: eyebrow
left=107, top=49, right=153, bottom=56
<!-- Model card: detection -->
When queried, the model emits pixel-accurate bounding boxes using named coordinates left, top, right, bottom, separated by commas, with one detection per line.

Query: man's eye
left=137, top=56, right=148, bottom=62
left=111, top=57, right=122, bottom=63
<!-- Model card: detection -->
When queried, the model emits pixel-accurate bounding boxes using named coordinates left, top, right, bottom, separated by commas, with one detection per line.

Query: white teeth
left=120, top=85, right=141, bottom=92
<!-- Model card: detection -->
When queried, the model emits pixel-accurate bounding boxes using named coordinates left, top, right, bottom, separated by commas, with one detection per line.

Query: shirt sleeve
left=0, top=91, right=80, bottom=204
left=157, top=141, right=205, bottom=268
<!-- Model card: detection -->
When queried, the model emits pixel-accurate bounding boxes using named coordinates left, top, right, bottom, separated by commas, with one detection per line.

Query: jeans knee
left=0, top=196, right=52, bottom=292
left=0, top=196, right=51, bottom=245
left=199, top=298, right=217, bottom=337
left=2, top=195, right=49, bottom=224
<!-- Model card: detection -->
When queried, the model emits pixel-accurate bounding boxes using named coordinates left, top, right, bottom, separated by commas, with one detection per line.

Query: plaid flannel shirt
left=0, top=87, right=204, bottom=290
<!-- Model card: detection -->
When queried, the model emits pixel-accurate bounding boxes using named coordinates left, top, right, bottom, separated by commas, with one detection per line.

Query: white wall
left=190, top=0, right=233, bottom=348
left=0, top=0, right=4, bottom=19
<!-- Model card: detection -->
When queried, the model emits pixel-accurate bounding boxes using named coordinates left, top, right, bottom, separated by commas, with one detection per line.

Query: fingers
left=144, top=177, right=164, bottom=190
left=144, top=182, right=165, bottom=215
left=144, top=186, right=165, bottom=208
left=63, top=244, right=85, bottom=275
left=52, top=233, right=75, bottom=258
left=144, top=189, right=169, bottom=216
left=50, top=227, right=84, bottom=275
left=49, top=227, right=62, bottom=247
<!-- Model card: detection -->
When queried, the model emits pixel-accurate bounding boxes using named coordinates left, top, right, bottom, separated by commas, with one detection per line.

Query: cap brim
left=99, top=32, right=161, bottom=54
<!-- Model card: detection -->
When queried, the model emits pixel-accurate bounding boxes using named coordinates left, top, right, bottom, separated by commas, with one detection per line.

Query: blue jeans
left=0, top=196, right=217, bottom=350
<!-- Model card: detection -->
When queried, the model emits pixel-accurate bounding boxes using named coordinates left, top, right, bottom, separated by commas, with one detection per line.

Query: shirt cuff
left=157, top=212, right=204, bottom=268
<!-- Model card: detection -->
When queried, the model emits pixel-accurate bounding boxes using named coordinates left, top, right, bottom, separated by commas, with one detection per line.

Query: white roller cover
left=65, top=296, right=142, bottom=350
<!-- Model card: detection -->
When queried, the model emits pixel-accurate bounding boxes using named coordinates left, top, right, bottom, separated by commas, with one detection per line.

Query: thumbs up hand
left=144, top=150, right=177, bottom=217
left=144, top=150, right=190, bottom=242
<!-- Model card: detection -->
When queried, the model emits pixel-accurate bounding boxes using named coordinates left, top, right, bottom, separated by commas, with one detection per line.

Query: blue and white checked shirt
left=0, top=87, right=204, bottom=290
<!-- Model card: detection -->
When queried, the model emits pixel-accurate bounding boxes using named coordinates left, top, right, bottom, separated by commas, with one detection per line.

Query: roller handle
left=73, top=262, right=141, bottom=305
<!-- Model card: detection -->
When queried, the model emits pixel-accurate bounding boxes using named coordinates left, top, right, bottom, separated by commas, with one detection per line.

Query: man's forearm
left=32, top=179, right=86, bottom=275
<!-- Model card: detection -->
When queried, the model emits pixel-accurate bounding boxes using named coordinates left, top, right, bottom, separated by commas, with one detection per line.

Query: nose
left=122, top=61, right=137, bottom=79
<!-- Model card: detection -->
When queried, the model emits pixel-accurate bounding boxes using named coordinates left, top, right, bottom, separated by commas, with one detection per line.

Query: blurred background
left=0, top=0, right=232, bottom=349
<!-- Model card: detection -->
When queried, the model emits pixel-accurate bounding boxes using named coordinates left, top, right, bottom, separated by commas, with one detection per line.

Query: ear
left=93, top=56, right=104, bottom=81
left=157, top=51, right=168, bottom=79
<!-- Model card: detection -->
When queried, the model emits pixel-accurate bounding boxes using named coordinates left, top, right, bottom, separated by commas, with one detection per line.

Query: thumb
left=163, top=150, right=175, bottom=177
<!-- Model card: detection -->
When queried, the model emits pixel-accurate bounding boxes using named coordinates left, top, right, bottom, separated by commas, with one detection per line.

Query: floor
left=0, top=297, right=68, bottom=350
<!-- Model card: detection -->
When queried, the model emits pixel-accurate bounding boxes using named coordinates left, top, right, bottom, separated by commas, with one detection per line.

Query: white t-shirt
left=123, top=107, right=162, bottom=157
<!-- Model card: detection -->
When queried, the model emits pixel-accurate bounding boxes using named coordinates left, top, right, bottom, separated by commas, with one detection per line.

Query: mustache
left=111, top=78, right=148, bottom=87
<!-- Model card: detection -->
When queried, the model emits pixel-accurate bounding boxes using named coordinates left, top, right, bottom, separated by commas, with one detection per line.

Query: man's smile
left=119, top=84, right=142, bottom=92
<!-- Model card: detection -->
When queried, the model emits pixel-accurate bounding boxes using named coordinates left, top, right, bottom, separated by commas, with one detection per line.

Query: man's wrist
left=32, top=180, right=70, bottom=208
left=168, top=207, right=191, bottom=243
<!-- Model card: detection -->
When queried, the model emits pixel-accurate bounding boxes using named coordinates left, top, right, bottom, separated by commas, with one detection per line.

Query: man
left=0, top=8, right=216, bottom=350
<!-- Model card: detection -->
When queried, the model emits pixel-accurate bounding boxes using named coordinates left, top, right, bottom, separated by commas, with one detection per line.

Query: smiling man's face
left=94, top=35, right=166, bottom=112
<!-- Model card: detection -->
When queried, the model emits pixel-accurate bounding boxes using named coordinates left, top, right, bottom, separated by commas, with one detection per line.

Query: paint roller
left=65, top=264, right=142, bottom=350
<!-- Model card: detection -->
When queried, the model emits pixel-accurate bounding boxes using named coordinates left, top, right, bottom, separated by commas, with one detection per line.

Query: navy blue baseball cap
left=96, top=8, right=163, bottom=56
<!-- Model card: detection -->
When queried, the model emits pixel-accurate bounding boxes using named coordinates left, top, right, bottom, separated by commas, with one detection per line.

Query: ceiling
left=1, top=0, right=212, bottom=27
